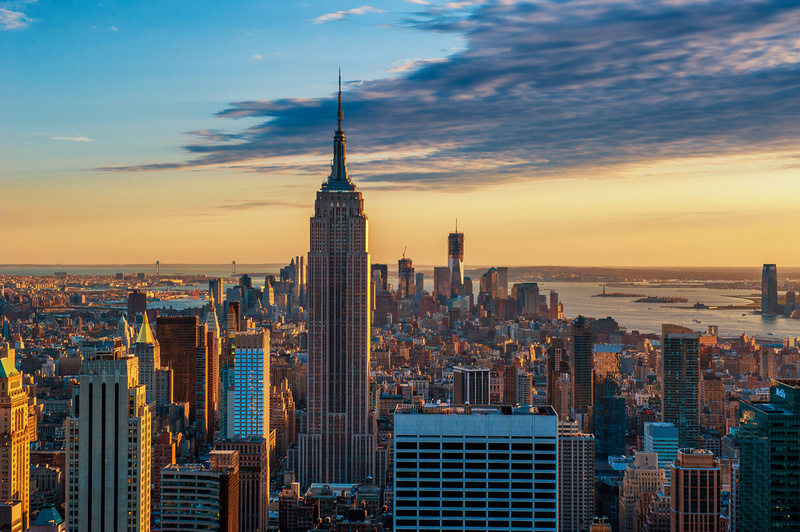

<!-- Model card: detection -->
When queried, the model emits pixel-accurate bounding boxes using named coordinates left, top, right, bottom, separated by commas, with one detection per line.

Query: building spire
left=337, top=67, right=343, bottom=131
left=327, top=69, right=352, bottom=188
left=135, top=311, right=156, bottom=344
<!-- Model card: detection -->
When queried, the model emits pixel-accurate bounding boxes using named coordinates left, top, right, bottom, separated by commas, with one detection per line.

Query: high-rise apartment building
left=669, top=449, right=721, bottom=532
left=448, top=229, right=465, bottom=296
left=661, top=324, right=700, bottom=448
left=761, top=263, right=778, bottom=314
left=558, top=421, right=594, bottom=532
left=65, top=339, right=151, bottom=532
left=393, top=404, right=558, bottom=531
left=738, top=379, right=800, bottom=530
left=415, top=272, right=425, bottom=302
left=570, top=316, right=593, bottom=428
left=398, top=257, right=415, bottom=300
left=233, top=332, right=270, bottom=439
left=133, top=313, right=159, bottom=404
left=0, top=345, right=30, bottom=531
left=452, top=365, right=490, bottom=405
left=297, top=79, right=376, bottom=486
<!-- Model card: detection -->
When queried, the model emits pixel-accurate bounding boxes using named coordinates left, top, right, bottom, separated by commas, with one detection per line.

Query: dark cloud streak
left=103, top=0, right=800, bottom=189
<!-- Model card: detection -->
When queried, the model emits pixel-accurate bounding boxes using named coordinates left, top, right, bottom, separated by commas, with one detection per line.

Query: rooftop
left=394, top=403, right=555, bottom=416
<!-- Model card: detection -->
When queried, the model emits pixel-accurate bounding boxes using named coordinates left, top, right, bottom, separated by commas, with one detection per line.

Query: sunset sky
left=2, top=0, right=799, bottom=267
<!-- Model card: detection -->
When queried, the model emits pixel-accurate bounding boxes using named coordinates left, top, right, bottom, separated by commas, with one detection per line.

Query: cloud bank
left=106, top=0, right=800, bottom=190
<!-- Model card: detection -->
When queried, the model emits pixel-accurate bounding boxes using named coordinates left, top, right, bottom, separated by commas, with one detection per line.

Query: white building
left=394, top=404, right=558, bottom=531
left=233, top=332, right=270, bottom=439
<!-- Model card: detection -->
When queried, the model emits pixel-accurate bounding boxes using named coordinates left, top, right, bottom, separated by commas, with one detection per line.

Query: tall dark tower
left=761, top=263, right=778, bottom=314
left=570, top=315, right=593, bottom=430
left=398, top=257, right=415, bottom=300
left=297, top=73, right=376, bottom=486
left=448, top=223, right=465, bottom=297
left=661, top=324, right=700, bottom=448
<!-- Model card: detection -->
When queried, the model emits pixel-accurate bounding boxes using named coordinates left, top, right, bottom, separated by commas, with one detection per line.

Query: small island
left=635, top=296, right=689, bottom=303
left=592, top=292, right=646, bottom=298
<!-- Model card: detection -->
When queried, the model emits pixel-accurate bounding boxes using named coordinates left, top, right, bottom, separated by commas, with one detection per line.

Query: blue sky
left=2, top=1, right=799, bottom=267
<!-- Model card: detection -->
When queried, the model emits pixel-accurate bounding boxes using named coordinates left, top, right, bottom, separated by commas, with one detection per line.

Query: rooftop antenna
left=402, top=245, right=407, bottom=259
left=455, top=218, right=458, bottom=233
left=337, top=67, right=343, bottom=131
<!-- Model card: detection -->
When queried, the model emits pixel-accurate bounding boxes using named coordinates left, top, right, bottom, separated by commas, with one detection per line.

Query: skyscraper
left=593, top=344, right=626, bottom=457
left=513, top=282, right=540, bottom=316
left=297, top=76, right=376, bottom=486
left=738, top=379, right=800, bottom=530
left=233, top=332, right=270, bottom=439
left=558, top=420, right=595, bottom=532
left=448, top=227, right=465, bottom=296
left=133, top=312, right=159, bottom=405
left=669, top=449, right=721, bottom=532
left=155, top=316, right=200, bottom=420
left=0, top=345, right=30, bottom=531
left=661, top=324, right=700, bottom=448
left=570, top=316, right=593, bottom=428
left=65, top=339, right=151, bottom=532
left=397, top=257, right=415, bottom=300
left=433, top=266, right=451, bottom=303
left=761, top=263, right=778, bottom=314
left=371, top=263, right=388, bottom=291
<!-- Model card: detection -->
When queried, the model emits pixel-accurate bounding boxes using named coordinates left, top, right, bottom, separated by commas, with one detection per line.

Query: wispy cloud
left=105, top=0, right=800, bottom=190
left=252, top=54, right=263, bottom=60
left=0, top=6, right=32, bottom=30
left=313, top=5, right=384, bottom=24
left=51, top=136, right=93, bottom=142
left=217, top=199, right=307, bottom=211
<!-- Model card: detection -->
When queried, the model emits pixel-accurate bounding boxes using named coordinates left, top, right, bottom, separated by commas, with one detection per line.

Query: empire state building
left=297, top=77, right=376, bottom=486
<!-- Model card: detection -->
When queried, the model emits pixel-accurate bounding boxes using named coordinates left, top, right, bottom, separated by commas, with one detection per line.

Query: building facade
left=453, top=366, right=490, bottom=405
left=669, top=449, right=720, bottom=532
left=557, top=421, right=594, bottom=532
left=661, top=324, right=700, bottom=448
left=761, top=263, right=778, bottom=314
left=297, top=80, right=376, bottom=486
left=233, top=332, right=270, bottom=439
left=65, top=341, right=151, bottom=532
left=738, top=379, right=800, bottom=530
left=0, top=346, right=30, bottom=531
left=393, top=404, right=558, bottom=531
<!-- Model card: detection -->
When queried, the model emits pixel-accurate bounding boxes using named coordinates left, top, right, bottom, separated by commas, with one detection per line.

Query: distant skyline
left=3, top=0, right=799, bottom=266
